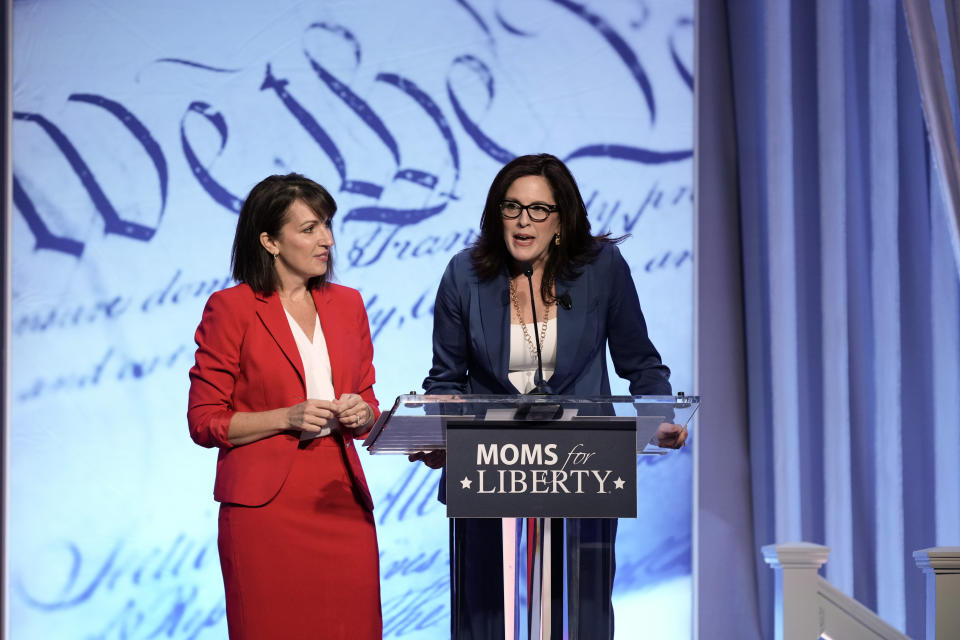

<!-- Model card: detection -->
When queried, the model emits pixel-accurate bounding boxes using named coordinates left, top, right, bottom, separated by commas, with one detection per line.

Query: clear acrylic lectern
left=363, top=393, right=699, bottom=640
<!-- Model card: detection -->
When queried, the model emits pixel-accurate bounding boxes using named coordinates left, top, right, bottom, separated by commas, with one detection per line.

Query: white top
left=284, top=310, right=336, bottom=439
left=508, top=317, right=558, bottom=393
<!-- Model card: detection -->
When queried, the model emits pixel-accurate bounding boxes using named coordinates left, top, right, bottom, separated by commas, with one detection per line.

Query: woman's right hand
left=286, top=399, right=338, bottom=433
left=408, top=450, right=446, bottom=469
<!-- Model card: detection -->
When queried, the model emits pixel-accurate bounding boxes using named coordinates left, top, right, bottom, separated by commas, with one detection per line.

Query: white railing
left=762, top=542, right=910, bottom=640
left=912, top=547, right=960, bottom=640
left=763, top=544, right=960, bottom=639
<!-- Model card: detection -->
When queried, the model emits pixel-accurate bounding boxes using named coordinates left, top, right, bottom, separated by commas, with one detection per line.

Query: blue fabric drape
left=697, top=1, right=960, bottom=637
left=694, top=1, right=765, bottom=637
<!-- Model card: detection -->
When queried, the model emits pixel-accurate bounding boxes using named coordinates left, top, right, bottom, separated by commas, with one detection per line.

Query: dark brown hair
left=470, top=153, right=617, bottom=300
left=231, top=173, right=337, bottom=293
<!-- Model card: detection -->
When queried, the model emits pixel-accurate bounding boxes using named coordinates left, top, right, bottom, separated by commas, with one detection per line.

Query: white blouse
left=285, top=310, right=336, bottom=439
left=507, top=317, right=558, bottom=393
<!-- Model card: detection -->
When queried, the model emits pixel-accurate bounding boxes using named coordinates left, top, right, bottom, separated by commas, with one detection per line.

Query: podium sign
left=445, top=420, right=637, bottom=518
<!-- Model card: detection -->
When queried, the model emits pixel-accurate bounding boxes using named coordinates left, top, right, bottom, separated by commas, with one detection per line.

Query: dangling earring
left=554, top=233, right=560, bottom=246
left=272, top=252, right=279, bottom=260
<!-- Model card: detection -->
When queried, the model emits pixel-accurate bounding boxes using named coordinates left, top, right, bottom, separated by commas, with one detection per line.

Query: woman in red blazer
left=188, top=173, right=381, bottom=639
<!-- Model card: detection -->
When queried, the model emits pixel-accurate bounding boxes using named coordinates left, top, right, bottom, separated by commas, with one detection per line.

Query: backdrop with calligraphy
left=9, top=1, right=693, bottom=637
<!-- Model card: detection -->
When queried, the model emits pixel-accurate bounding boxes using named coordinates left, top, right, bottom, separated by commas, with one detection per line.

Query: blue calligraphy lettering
left=14, top=107, right=163, bottom=243
left=548, top=0, right=657, bottom=122
left=179, top=102, right=244, bottom=213
left=447, top=55, right=514, bottom=163
left=261, top=63, right=383, bottom=198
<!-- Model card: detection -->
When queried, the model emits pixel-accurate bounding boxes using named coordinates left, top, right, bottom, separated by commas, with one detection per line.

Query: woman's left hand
left=335, top=394, right=374, bottom=432
left=654, top=422, right=688, bottom=449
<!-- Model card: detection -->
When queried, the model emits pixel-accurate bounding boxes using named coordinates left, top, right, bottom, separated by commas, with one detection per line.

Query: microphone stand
left=521, top=262, right=549, bottom=395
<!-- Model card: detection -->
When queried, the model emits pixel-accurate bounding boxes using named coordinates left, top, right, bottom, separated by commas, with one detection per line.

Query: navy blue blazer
left=423, top=243, right=672, bottom=396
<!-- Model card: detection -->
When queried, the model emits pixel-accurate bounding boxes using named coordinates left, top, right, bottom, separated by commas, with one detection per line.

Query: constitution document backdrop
left=9, top=1, right=693, bottom=637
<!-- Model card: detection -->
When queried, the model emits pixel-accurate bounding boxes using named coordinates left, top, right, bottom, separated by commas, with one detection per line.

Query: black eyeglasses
left=499, top=200, right=558, bottom=222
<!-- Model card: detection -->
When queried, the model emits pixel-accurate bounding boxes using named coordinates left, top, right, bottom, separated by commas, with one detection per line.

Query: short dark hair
left=231, top=173, right=337, bottom=293
left=470, top=153, right=617, bottom=300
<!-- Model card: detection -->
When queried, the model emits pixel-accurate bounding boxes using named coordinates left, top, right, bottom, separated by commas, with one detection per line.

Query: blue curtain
left=696, top=1, right=960, bottom=637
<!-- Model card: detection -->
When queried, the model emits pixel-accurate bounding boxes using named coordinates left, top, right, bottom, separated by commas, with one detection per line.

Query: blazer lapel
left=551, top=274, right=589, bottom=389
left=312, top=286, right=346, bottom=396
left=476, top=270, right=516, bottom=392
left=254, top=291, right=306, bottom=388
left=312, top=286, right=374, bottom=512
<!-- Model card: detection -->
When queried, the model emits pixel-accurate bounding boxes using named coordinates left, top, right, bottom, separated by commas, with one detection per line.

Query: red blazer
left=187, top=282, right=379, bottom=509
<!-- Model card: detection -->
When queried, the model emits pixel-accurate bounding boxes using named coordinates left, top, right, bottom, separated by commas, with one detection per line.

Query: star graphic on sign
left=613, top=477, right=626, bottom=490
left=460, top=476, right=473, bottom=489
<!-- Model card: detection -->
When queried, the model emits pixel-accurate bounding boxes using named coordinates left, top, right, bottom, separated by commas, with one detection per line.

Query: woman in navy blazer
left=417, top=154, right=686, bottom=639
left=188, top=174, right=381, bottom=639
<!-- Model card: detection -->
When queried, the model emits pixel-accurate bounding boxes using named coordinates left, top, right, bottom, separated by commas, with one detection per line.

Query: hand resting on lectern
left=654, top=422, right=688, bottom=449
left=408, top=450, right=446, bottom=469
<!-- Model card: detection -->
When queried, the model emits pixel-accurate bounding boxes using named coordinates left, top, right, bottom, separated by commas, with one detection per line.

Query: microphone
left=520, top=262, right=548, bottom=395
left=558, top=292, right=572, bottom=310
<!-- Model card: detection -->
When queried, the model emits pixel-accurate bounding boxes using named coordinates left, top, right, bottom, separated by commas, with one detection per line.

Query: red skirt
left=218, top=436, right=381, bottom=639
